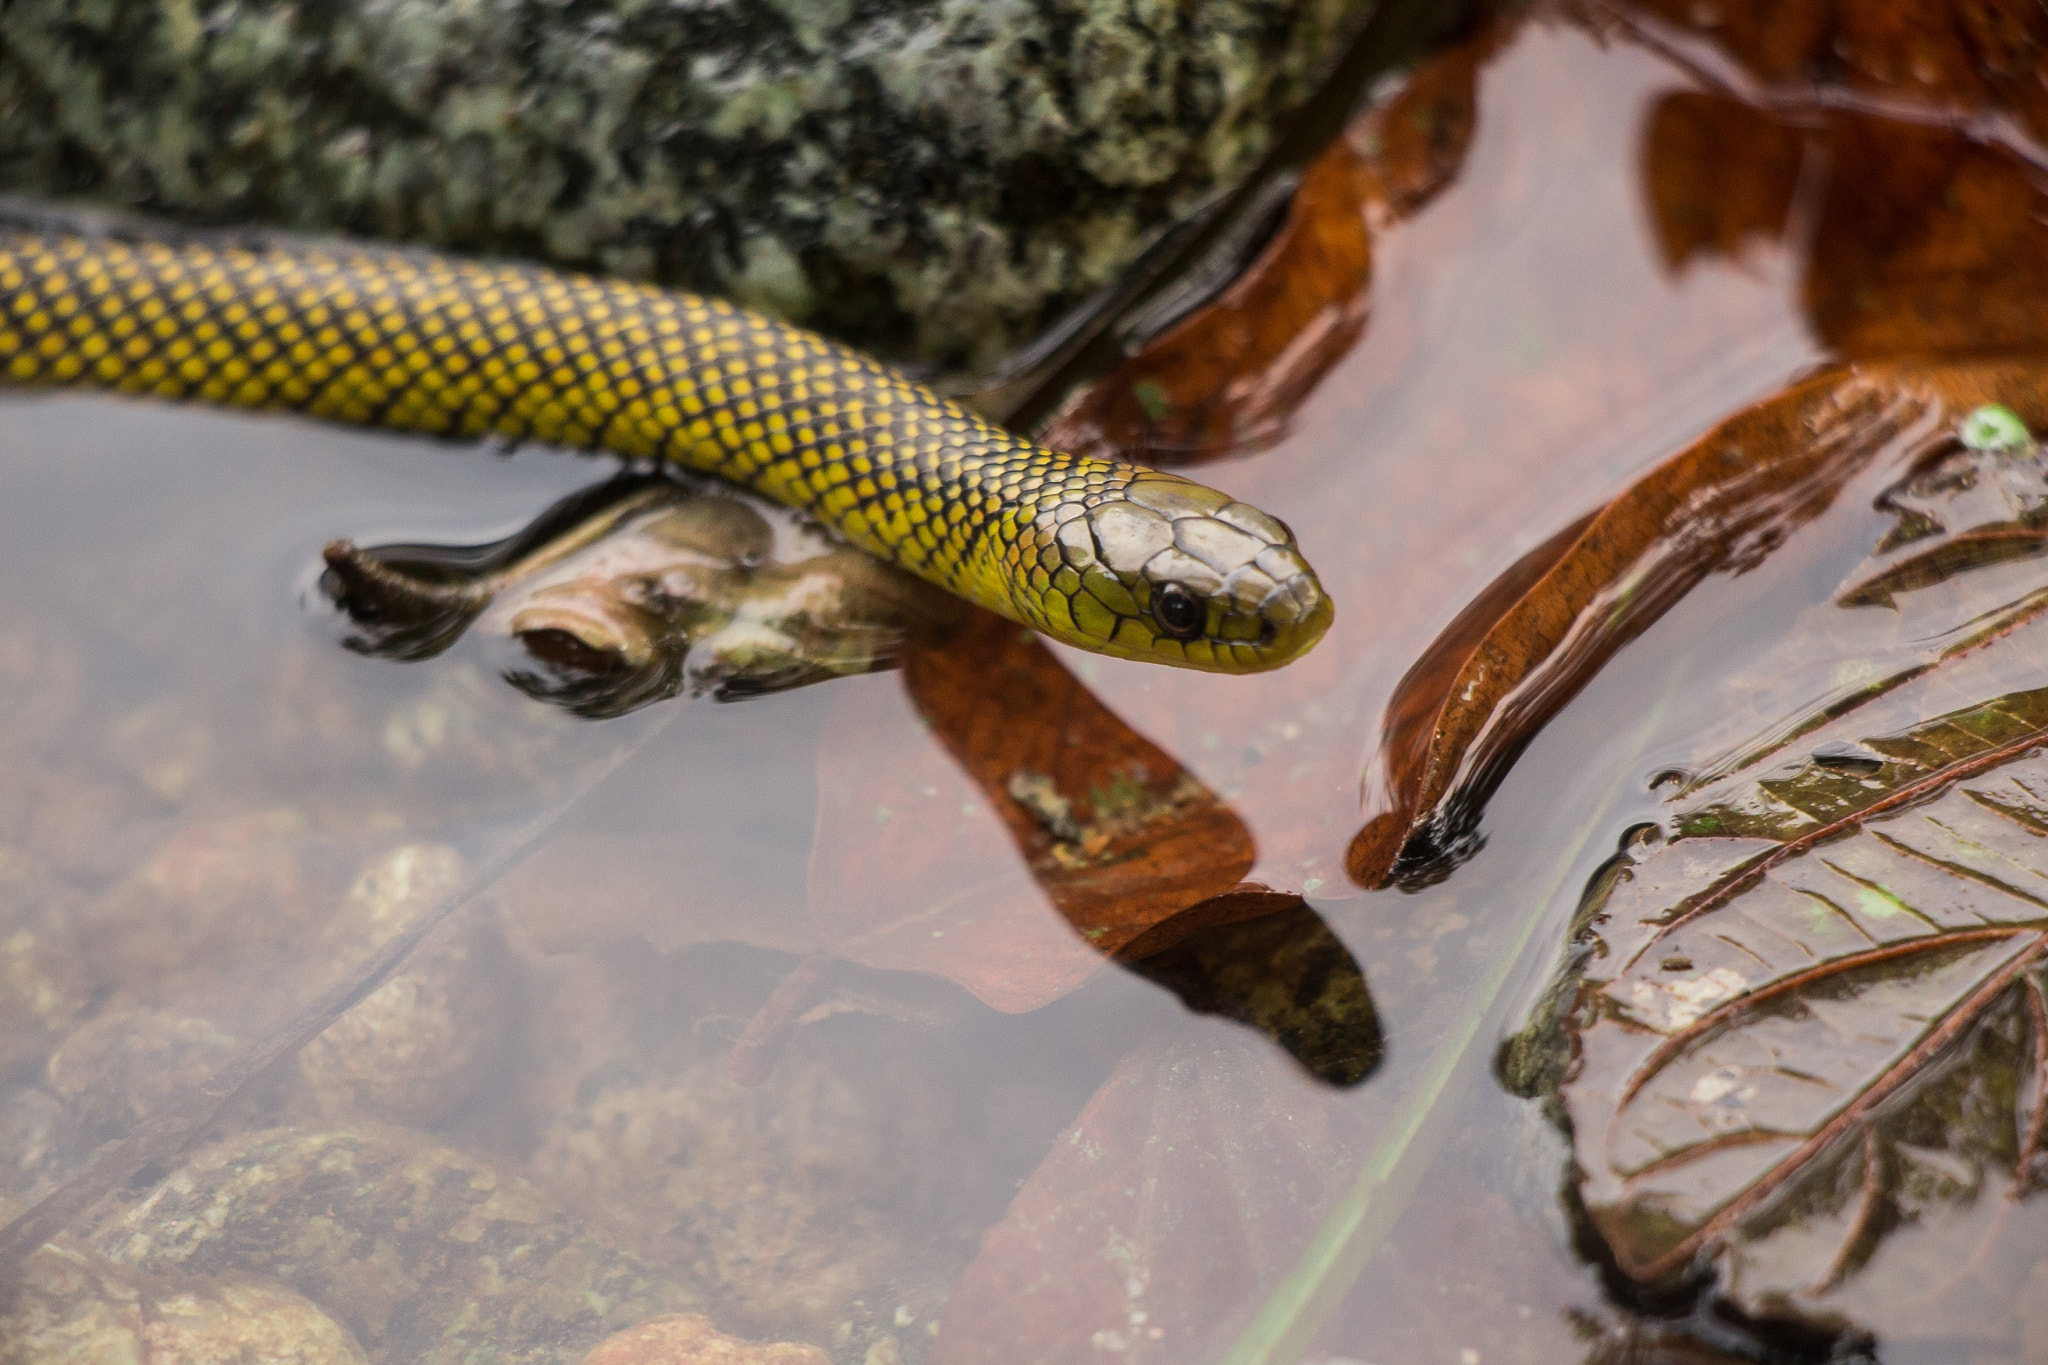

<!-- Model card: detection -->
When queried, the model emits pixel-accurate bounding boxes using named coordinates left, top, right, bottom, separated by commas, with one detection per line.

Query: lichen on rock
left=0, top=0, right=1379, bottom=372
left=89, top=1126, right=706, bottom=1365
left=0, top=1241, right=368, bottom=1365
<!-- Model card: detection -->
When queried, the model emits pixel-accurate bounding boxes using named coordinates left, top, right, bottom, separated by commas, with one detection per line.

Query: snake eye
left=1152, top=582, right=1205, bottom=640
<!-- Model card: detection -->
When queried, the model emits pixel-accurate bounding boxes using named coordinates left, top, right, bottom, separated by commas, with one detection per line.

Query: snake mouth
left=1241, top=588, right=1333, bottom=671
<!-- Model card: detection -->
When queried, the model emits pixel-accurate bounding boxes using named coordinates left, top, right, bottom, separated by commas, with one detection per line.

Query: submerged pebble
left=297, top=915, right=512, bottom=1129
left=0, top=1085, right=82, bottom=1200
left=44, top=1009, right=239, bottom=1146
left=0, top=1242, right=367, bottom=1365
left=578, top=1314, right=829, bottom=1365
left=91, top=1125, right=705, bottom=1364
left=533, top=1024, right=959, bottom=1348
left=73, top=809, right=318, bottom=1008
left=536, top=1069, right=897, bottom=1343
left=0, top=845, right=89, bottom=1084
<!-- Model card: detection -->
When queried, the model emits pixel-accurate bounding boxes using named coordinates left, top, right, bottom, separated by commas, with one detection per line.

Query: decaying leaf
left=1037, top=26, right=1493, bottom=466
left=810, top=609, right=1284, bottom=1013
left=1350, top=363, right=2048, bottom=887
left=1839, top=407, right=2048, bottom=607
left=1496, top=383, right=2048, bottom=1316
left=1531, top=627, right=2048, bottom=1299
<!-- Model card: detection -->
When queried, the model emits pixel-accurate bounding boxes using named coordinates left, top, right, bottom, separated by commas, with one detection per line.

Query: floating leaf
left=1347, top=363, right=2048, bottom=887
left=810, top=609, right=1281, bottom=1013
left=1494, top=371, right=2048, bottom=1313
left=1535, top=642, right=2048, bottom=1295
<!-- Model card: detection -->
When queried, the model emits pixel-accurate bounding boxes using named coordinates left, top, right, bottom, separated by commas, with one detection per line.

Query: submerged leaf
left=1125, top=903, right=1382, bottom=1087
left=810, top=610, right=1278, bottom=1013
left=1349, top=363, right=2048, bottom=886
left=932, top=1028, right=1363, bottom=1365
left=1618, top=0, right=2048, bottom=155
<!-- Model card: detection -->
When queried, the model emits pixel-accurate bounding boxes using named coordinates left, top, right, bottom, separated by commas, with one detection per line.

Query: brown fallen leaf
left=1038, top=25, right=1495, bottom=466
left=809, top=609, right=1286, bottom=1013
left=1348, top=362, right=2048, bottom=888
left=1642, top=89, right=2048, bottom=359
left=1639, top=91, right=1802, bottom=274
left=1479, top=387, right=2048, bottom=1333
left=1516, top=615, right=2048, bottom=1303
left=1805, top=113, right=2048, bottom=359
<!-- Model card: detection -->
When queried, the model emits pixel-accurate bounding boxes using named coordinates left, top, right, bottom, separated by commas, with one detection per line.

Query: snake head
left=1028, top=473, right=1333, bottom=672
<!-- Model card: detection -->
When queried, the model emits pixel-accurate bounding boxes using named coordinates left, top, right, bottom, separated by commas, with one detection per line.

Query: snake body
left=0, top=219, right=1330, bottom=671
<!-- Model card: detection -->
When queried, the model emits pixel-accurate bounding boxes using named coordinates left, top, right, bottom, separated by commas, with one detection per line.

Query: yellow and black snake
left=0, top=215, right=1331, bottom=672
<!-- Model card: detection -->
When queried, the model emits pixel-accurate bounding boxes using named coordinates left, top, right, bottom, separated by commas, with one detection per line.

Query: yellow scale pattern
left=0, top=225, right=1136, bottom=639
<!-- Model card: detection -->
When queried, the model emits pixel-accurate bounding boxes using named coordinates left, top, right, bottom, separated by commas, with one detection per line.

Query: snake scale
left=0, top=218, right=1331, bottom=671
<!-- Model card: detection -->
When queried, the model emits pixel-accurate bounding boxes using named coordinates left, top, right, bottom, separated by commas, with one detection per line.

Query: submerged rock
left=532, top=1023, right=963, bottom=1348
left=0, top=1085, right=83, bottom=1201
left=296, top=915, right=513, bottom=1129
left=44, top=1009, right=240, bottom=1147
left=0, top=0, right=1384, bottom=371
left=91, top=1125, right=706, bottom=1365
left=0, top=846, right=89, bottom=1086
left=578, top=1314, right=828, bottom=1365
left=0, top=1244, right=367, bottom=1365
left=72, top=810, right=319, bottom=1008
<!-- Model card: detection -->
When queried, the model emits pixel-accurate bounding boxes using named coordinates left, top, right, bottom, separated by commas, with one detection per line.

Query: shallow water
left=6, top=11, right=2046, bottom=1365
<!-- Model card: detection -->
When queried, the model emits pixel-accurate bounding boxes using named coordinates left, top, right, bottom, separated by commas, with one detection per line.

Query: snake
left=0, top=215, right=1332, bottom=672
